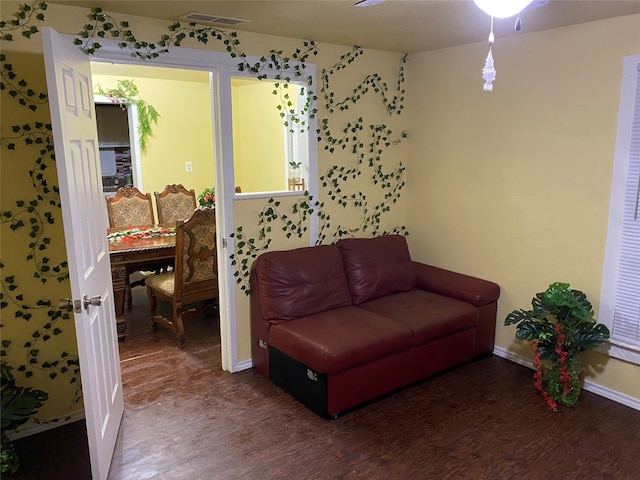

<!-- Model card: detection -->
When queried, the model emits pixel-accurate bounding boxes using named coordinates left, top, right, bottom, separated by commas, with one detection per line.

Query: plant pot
left=289, top=166, right=301, bottom=183
left=541, top=355, right=584, bottom=407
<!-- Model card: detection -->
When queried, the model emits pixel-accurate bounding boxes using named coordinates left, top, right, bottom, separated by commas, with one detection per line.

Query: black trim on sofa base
left=268, top=347, right=330, bottom=418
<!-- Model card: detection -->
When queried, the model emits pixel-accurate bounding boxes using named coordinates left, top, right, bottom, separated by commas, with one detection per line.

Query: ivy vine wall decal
left=70, top=5, right=408, bottom=293
left=232, top=50, right=408, bottom=291
left=1, top=1, right=82, bottom=426
left=76, top=7, right=319, bottom=134
left=0, top=0, right=408, bottom=426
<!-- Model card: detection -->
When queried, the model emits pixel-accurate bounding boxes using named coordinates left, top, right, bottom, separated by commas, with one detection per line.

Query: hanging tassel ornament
left=482, top=48, right=496, bottom=92
left=482, top=17, right=496, bottom=91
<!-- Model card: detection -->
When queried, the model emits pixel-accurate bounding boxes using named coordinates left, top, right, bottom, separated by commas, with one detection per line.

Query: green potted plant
left=1, top=363, right=49, bottom=474
left=198, top=187, right=215, bottom=208
left=505, top=282, right=610, bottom=409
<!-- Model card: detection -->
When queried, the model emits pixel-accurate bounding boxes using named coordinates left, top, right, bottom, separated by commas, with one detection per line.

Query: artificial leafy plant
left=505, top=282, right=610, bottom=409
left=95, top=79, right=159, bottom=151
left=1, top=363, right=49, bottom=474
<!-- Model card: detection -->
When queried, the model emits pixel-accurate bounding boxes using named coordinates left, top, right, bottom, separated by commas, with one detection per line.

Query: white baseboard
left=6, top=409, right=85, bottom=441
left=492, top=346, right=640, bottom=412
left=231, top=358, right=253, bottom=372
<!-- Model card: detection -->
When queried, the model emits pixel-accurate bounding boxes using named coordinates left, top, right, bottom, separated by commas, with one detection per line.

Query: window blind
left=612, top=64, right=640, bottom=347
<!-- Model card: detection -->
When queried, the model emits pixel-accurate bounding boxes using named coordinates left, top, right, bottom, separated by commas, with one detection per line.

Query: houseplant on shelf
left=505, top=282, right=610, bottom=409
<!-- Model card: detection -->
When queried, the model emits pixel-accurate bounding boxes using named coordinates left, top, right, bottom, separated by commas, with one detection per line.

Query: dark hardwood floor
left=8, top=286, right=640, bottom=479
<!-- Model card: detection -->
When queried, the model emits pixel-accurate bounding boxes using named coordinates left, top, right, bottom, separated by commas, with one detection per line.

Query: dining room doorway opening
left=83, top=35, right=318, bottom=377
left=87, top=66, right=224, bottom=420
left=78, top=46, right=247, bottom=383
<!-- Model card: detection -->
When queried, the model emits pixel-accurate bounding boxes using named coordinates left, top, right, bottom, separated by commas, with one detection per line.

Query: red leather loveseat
left=250, top=235, right=500, bottom=418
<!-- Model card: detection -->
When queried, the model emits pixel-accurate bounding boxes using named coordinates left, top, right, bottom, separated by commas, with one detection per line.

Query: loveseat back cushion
left=336, top=235, right=417, bottom=305
left=254, top=245, right=353, bottom=322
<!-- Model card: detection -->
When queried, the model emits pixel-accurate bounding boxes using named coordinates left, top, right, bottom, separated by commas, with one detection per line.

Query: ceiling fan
left=355, top=0, right=550, bottom=92
left=356, top=0, right=549, bottom=18
left=355, top=0, right=549, bottom=33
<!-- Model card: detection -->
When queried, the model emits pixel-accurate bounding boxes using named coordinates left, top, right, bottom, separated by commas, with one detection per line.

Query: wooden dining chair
left=106, top=186, right=155, bottom=229
left=146, top=208, right=219, bottom=347
left=154, top=184, right=197, bottom=226
left=106, top=186, right=156, bottom=309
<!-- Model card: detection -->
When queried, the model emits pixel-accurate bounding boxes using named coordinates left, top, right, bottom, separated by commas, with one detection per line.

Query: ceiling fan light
left=473, top=0, right=535, bottom=18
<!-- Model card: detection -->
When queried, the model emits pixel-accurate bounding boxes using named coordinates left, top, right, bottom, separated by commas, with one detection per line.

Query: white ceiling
left=49, top=0, right=640, bottom=53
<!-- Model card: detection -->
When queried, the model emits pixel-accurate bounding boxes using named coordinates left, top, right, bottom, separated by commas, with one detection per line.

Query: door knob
left=83, top=295, right=103, bottom=310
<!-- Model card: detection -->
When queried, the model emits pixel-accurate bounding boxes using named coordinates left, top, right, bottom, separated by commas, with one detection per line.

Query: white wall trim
left=595, top=341, right=640, bottom=366
left=231, top=358, right=253, bottom=372
left=6, top=409, right=85, bottom=441
left=493, top=346, right=640, bottom=412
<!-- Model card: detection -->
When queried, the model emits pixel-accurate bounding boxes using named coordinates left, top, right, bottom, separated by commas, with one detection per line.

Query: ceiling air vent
left=179, top=12, right=250, bottom=26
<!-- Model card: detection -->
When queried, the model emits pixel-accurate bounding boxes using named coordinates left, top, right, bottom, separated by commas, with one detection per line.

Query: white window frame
left=283, top=85, right=309, bottom=191
left=598, top=54, right=640, bottom=365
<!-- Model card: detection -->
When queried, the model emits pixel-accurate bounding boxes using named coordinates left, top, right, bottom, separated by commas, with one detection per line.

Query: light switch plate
left=185, top=161, right=192, bottom=172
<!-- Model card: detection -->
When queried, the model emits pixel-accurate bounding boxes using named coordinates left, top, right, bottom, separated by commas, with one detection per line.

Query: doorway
left=93, top=62, right=221, bottom=354
left=84, top=49, right=240, bottom=372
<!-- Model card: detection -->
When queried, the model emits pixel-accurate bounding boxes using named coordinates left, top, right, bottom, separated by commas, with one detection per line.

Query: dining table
left=108, top=226, right=176, bottom=340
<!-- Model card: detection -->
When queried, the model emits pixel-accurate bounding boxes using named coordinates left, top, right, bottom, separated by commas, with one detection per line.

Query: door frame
left=69, top=35, right=319, bottom=371
left=68, top=35, right=242, bottom=371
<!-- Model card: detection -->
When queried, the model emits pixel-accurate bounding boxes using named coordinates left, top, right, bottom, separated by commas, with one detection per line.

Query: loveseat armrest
left=413, top=262, right=500, bottom=307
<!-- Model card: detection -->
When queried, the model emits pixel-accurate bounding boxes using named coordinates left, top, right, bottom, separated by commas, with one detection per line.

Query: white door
left=42, top=27, right=123, bottom=480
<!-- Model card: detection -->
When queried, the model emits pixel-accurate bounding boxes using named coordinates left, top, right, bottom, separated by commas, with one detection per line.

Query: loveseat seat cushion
left=268, top=306, right=412, bottom=374
left=358, top=290, right=479, bottom=346
left=254, top=245, right=352, bottom=321
left=336, top=235, right=417, bottom=305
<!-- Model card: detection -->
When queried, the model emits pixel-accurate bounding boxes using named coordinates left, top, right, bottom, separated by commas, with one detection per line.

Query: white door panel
left=42, top=27, right=123, bottom=480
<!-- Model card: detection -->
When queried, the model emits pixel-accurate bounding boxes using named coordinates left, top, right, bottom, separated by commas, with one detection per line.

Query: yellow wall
left=3, top=1, right=636, bottom=432
left=405, top=15, right=640, bottom=401
left=231, top=195, right=314, bottom=361
left=1, top=1, right=409, bottom=426
left=0, top=49, right=84, bottom=421
left=92, top=64, right=215, bottom=204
